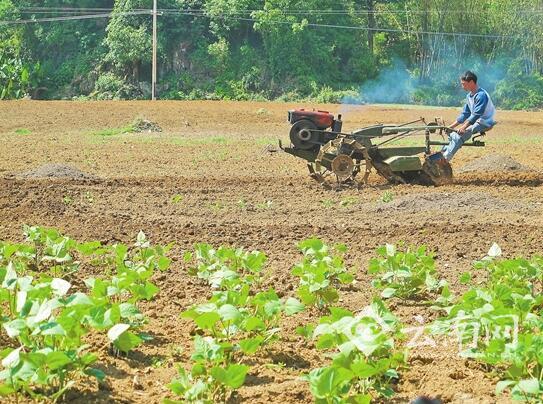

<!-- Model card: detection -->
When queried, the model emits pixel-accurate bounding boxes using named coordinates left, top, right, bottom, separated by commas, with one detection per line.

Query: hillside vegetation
left=1, top=0, right=543, bottom=109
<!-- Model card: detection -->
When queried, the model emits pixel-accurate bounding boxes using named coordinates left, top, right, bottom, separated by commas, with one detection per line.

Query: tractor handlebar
left=381, top=125, right=454, bottom=135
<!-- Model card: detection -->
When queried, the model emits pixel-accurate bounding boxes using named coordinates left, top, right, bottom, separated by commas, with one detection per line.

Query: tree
left=104, top=0, right=152, bottom=81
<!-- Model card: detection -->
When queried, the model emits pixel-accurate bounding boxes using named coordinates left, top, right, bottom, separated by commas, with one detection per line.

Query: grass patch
left=255, top=137, right=280, bottom=145
left=210, top=136, right=227, bottom=144
left=88, top=116, right=163, bottom=137
left=14, top=128, right=32, bottom=135
left=90, top=124, right=135, bottom=137
left=169, top=136, right=232, bottom=146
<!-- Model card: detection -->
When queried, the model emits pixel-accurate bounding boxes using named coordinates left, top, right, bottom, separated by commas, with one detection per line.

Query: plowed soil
left=1, top=100, right=543, bottom=404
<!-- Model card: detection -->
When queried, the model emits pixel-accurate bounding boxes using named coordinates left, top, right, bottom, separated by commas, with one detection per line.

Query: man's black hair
left=461, top=70, right=477, bottom=83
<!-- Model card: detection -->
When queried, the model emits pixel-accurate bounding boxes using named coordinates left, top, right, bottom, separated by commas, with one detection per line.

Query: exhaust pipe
left=332, top=114, right=343, bottom=132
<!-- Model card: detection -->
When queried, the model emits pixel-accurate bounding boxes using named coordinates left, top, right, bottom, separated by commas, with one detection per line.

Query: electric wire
left=159, top=10, right=519, bottom=39
left=0, top=8, right=532, bottom=40
left=0, top=10, right=151, bottom=26
left=17, top=6, right=543, bottom=14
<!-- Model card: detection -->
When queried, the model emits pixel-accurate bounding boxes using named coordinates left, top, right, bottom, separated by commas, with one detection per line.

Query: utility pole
left=152, top=0, right=157, bottom=100
left=367, top=0, right=375, bottom=56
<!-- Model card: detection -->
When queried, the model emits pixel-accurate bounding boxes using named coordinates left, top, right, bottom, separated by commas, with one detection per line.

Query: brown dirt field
left=1, top=100, right=543, bottom=403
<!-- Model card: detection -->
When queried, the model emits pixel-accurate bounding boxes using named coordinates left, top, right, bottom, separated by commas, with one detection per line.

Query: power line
left=182, top=8, right=543, bottom=15
left=18, top=11, right=114, bottom=15
left=15, top=6, right=543, bottom=15
left=160, top=10, right=519, bottom=39
left=0, top=9, right=526, bottom=40
left=19, top=7, right=115, bottom=10
left=0, top=11, right=151, bottom=26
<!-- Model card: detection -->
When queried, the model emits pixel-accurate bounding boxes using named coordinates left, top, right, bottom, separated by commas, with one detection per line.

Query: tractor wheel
left=289, top=119, right=318, bottom=150
left=420, top=158, right=453, bottom=186
left=312, top=137, right=369, bottom=189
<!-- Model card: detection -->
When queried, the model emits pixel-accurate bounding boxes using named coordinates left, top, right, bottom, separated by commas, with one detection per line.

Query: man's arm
left=456, top=93, right=489, bottom=134
left=466, top=92, right=488, bottom=125
left=456, top=119, right=471, bottom=134
left=449, top=103, right=470, bottom=131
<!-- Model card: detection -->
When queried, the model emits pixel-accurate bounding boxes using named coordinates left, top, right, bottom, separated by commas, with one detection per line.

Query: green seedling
left=236, top=199, right=248, bottom=210
left=182, top=288, right=303, bottom=351
left=256, top=200, right=273, bottom=210
left=265, top=362, right=286, bottom=370
left=178, top=243, right=305, bottom=403
left=15, top=225, right=79, bottom=275
left=292, top=238, right=354, bottom=309
left=150, top=356, right=166, bottom=368
left=321, top=199, right=335, bottom=209
left=169, top=345, right=184, bottom=359
left=0, top=227, right=173, bottom=402
left=339, top=197, right=358, bottom=207
left=14, top=128, right=31, bottom=135
left=84, top=191, right=94, bottom=204
left=459, top=271, right=472, bottom=284
left=184, top=244, right=267, bottom=290
left=431, top=244, right=543, bottom=401
left=381, top=191, right=394, bottom=203
left=0, top=267, right=103, bottom=401
left=167, top=337, right=249, bottom=403
left=369, top=244, right=446, bottom=299
left=62, top=195, right=73, bottom=206
left=300, top=300, right=407, bottom=402
left=171, top=194, right=183, bottom=204
left=209, top=201, right=224, bottom=212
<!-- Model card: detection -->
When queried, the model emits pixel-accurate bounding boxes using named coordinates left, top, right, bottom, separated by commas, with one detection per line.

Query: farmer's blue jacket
left=457, top=87, right=496, bottom=127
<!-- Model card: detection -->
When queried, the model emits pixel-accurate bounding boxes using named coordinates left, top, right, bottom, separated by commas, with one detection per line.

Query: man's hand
left=457, top=123, right=469, bottom=134
left=449, top=121, right=460, bottom=130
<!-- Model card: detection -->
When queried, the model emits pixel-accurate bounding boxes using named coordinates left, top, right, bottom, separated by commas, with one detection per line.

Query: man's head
left=460, top=71, right=478, bottom=92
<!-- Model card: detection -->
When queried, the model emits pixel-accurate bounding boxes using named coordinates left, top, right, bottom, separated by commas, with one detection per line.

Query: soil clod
left=377, top=191, right=530, bottom=213
left=457, top=154, right=531, bottom=173
left=14, top=163, right=99, bottom=180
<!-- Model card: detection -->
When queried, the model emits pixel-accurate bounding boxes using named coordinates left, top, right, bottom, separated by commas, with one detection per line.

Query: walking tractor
left=279, top=108, right=488, bottom=188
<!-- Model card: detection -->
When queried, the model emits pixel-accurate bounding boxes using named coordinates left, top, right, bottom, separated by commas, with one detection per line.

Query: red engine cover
left=289, top=108, right=334, bottom=129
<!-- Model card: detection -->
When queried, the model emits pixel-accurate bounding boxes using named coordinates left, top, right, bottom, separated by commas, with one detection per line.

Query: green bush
left=275, top=90, right=302, bottom=102
left=93, top=73, right=143, bottom=100
left=93, top=73, right=125, bottom=99
left=0, top=47, right=41, bottom=99
left=309, top=84, right=359, bottom=104
left=412, top=83, right=461, bottom=107
left=495, top=69, right=543, bottom=110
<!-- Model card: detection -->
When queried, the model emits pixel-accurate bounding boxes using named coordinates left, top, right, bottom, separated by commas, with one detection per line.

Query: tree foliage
left=1, top=0, right=542, bottom=109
